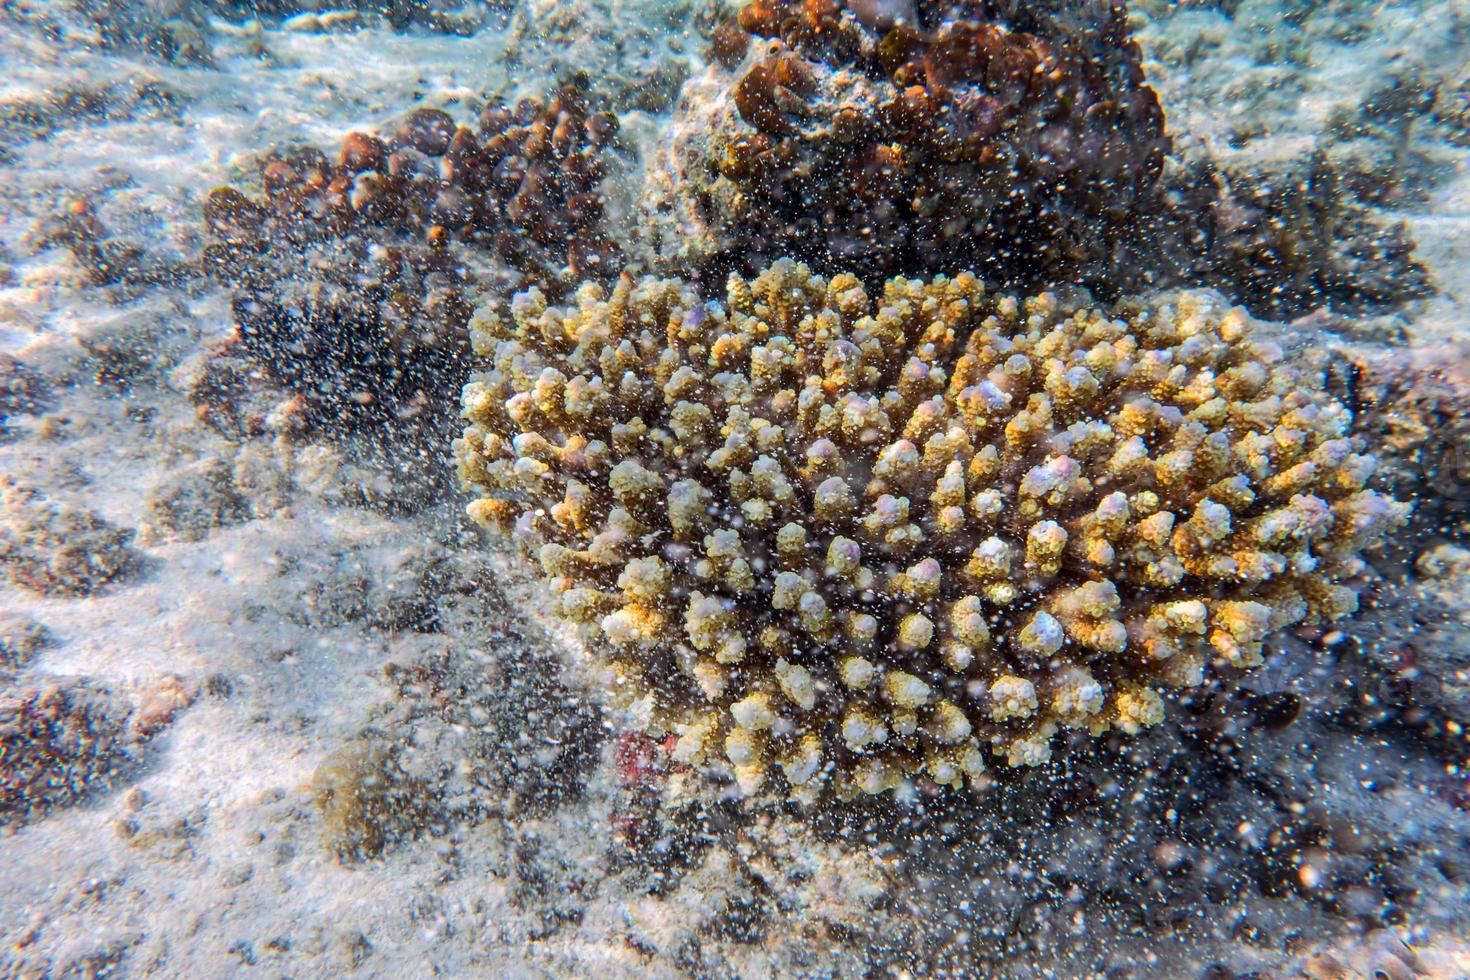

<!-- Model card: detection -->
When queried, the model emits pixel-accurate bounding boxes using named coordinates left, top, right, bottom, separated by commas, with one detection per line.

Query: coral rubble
left=202, top=82, right=620, bottom=428
left=456, top=259, right=1407, bottom=798
left=1354, top=543, right=1470, bottom=737
left=0, top=680, right=138, bottom=826
left=384, top=638, right=600, bottom=813
left=640, top=0, right=1168, bottom=291
left=0, top=481, right=141, bottom=596
left=1157, top=154, right=1432, bottom=319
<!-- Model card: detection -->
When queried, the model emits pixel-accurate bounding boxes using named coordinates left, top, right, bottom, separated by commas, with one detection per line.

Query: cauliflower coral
left=455, top=259, right=1407, bottom=799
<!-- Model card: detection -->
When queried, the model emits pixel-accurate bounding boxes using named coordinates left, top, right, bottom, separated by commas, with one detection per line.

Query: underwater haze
left=1, top=0, right=1469, bottom=975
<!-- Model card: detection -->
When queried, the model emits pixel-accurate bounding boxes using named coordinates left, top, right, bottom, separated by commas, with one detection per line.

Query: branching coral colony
left=456, top=260, right=1409, bottom=799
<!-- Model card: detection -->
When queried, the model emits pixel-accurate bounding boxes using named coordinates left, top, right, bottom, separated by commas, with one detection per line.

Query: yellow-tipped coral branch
left=456, top=259, right=1408, bottom=800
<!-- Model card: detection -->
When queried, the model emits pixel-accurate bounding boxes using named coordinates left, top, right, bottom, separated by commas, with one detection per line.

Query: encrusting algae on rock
left=455, top=259, right=1409, bottom=800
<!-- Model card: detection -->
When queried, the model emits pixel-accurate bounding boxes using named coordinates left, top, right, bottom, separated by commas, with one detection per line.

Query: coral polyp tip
left=456, top=259, right=1408, bottom=800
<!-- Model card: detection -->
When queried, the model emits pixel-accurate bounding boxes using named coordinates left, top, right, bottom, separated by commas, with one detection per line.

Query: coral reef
left=0, top=481, right=141, bottom=596
left=653, top=0, right=1434, bottom=321
left=1126, top=0, right=1448, bottom=319
left=456, top=260, right=1407, bottom=798
left=0, top=680, right=139, bottom=826
left=0, top=77, right=186, bottom=165
left=602, top=648, right=1465, bottom=974
left=202, top=81, right=620, bottom=428
left=640, top=0, right=1168, bottom=292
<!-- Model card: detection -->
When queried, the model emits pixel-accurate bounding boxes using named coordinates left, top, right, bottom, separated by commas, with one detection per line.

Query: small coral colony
left=204, top=0, right=1411, bottom=799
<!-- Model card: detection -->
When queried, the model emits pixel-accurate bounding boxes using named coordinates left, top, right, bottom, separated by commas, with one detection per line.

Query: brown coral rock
left=202, top=81, right=621, bottom=427
left=0, top=680, right=138, bottom=826
left=641, top=0, right=1167, bottom=293
left=456, top=260, right=1407, bottom=799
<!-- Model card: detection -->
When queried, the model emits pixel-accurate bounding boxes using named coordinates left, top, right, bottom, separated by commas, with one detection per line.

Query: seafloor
left=0, top=0, right=1468, bottom=976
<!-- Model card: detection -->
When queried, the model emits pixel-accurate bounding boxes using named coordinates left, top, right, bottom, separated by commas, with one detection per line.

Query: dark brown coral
left=1153, top=154, right=1432, bottom=320
left=202, top=81, right=621, bottom=428
left=645, top=0, right=1168, bottom=292
left=1329, top=340, right=1470, bottom=542
left=708, top=19, right=751, bottom=70
left=652, top=1, right=1427, bottom=318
